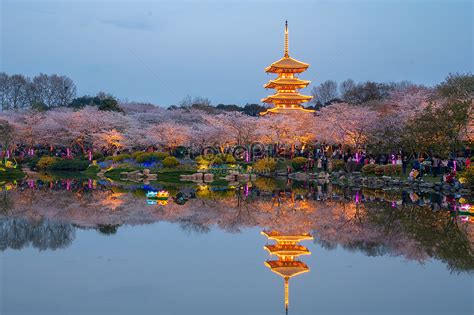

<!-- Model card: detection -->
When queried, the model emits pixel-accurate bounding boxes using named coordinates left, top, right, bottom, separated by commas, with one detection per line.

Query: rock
left=442, top=184, right=451, bottom=191
left=193, top=173, right=204, bottom=181
left=237, top=174, right=250, bottom=181
left=203, top=173, right=214, bottom=182
left=419, top=182, right=434, bottom=188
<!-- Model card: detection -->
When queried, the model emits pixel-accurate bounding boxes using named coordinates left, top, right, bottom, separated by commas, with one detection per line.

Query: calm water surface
left=1, top=179, right=473, bottom=315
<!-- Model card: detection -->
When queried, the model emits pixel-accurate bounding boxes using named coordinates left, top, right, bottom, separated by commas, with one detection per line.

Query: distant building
left=261, top=21, right=315, bottom=115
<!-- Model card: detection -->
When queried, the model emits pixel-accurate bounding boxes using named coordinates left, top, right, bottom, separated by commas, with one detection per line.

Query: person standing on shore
left=402, top=156, right=408, bottom=175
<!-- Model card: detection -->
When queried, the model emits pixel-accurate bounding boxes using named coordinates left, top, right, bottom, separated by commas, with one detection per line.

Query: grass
left=0, top=168, right=26, bottom=182
left=81, top=165, right=100, bottom=178
left=104, top=168, right=134, bottom=181
left=104, top=166, right=197, bottom=183
left=155, top=169, right=195, bottom=183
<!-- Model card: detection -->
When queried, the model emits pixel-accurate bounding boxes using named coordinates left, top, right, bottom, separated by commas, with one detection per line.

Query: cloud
left=100, top=18, right=152, bottom=31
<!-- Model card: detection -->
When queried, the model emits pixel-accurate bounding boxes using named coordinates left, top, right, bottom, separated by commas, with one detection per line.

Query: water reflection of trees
left=1, top=182, right=472, bottom=272
left=0, top=218, right=75, bottom=251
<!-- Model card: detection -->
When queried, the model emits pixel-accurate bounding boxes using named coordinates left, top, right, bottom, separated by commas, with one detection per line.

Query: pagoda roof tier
left=261, top=230, right=313, bottom=243
left=261, top=93, right=313, bottom=104
left=264, top=244, right=311, bottom=257
left=264, top=77, right=311, bottom=89
left=260, top=106, right=316, bottom=116
left=264, top=260, right=310, bottom=278
left=265, top=56, right=309, bottom=74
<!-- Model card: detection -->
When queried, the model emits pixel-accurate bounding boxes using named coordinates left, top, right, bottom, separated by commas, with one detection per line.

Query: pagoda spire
left=284, top=21, right=289, bottom=57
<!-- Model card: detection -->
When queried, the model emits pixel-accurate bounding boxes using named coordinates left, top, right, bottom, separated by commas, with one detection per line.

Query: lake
left=1, top=178, right=473, bottom=315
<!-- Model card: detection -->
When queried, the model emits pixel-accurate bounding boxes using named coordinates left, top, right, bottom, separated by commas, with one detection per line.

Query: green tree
left=403, top=100, right=472, bottom=156
left=436, top=73, right=474, bottom=101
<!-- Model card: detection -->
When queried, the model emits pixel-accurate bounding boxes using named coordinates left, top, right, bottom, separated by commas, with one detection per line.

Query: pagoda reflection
left=262, top=230, right=313, bottom=314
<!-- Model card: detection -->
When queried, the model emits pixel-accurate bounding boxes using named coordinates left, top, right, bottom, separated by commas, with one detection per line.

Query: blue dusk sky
left=1, top=0, right=472, bottom=106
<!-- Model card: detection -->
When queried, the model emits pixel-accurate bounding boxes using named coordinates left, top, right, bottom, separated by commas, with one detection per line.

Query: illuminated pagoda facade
left=261, top=21, right=315, bottom=115
left=261, top=230, right=313, bottom=314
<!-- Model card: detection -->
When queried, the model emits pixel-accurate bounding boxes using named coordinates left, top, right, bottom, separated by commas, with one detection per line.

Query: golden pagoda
left=261, top=230, right=313, bottom=314
left=261, top=21, right=315, bottom=115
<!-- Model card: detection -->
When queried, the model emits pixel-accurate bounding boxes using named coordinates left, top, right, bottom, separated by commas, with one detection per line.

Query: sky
left=1, top=0, right=473, bottom=107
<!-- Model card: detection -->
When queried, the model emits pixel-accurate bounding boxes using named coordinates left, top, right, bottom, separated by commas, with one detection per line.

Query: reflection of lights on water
left=146, top=190, right=169, bottom=206
left=146, top=191, right=158, bottom=198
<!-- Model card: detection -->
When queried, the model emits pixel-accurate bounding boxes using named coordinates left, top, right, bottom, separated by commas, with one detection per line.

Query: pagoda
left=261, top=21, right=315, bottom=115
left=261, top=230, right=313, bottom=314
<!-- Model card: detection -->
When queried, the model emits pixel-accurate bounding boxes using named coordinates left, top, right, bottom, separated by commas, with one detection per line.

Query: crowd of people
left=290, top=143, right=472, bottom=184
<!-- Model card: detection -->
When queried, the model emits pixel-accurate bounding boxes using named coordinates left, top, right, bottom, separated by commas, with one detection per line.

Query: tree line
left=0, top=72, right=77, bottom=111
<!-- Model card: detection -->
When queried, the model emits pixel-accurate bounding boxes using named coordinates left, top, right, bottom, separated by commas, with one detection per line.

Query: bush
left=48, top=159, right=90, bottom=171
left=374, top=165, right=385, bottom=176
left=332, top=159, right=345, bottom=171
left=37, top=156, right=60, bottom=170
left=195, top=154, right=235, bottom=167
left=459, top=166, right=474, bottom=186
left=26, top=156, right=41, bottom=169
left=92, top=152, right=104, bottom=160
left=151, top=152, right=169, bottom=160
left=361, top=164, right=377, bottom=174
left=162, top=156, right=179, bottom=168
left=220, top=153, right=236, bottom=164
left=383, top=164, right=402, bottom=176
left=134, top=152, right=168, bottom=163
left=132, top=151, right=146, bottom=160
left=212, top=157, right=224, bottom=165
left=135, top=153, right=153, bottom=163
left=253, top=158, right=277, bottom=172
left=291, top=157, right=308, bottom=171
left=112, top=154, right=132, bottom=163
